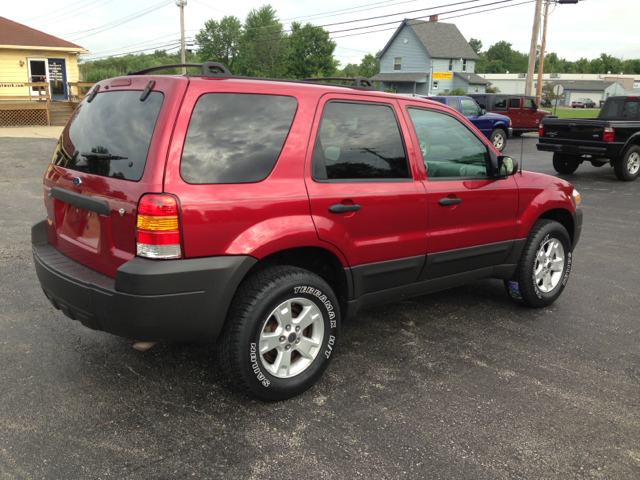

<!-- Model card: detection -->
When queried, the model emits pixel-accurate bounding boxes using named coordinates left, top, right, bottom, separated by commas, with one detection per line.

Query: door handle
left=328, top=203, right=362, bottom=213
left=438, top=197, right=462, bottom=206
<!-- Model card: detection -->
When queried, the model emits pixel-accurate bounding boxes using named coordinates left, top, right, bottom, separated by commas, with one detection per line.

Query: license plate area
left=57, top=201, right=101, bottom=250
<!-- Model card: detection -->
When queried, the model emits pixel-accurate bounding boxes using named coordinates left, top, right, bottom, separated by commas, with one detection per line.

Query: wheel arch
left=534, top=208, right=576, bottom=246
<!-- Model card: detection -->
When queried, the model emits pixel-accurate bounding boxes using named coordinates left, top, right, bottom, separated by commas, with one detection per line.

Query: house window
left=433, top=81, right=439, bottom=90
left=462, top=60, right=467, bottom=72
left=394, top=57, right=402, bottom=71
left=475, top=86, right=479, bottom=93
left=449, top=59, right=453, bottom=71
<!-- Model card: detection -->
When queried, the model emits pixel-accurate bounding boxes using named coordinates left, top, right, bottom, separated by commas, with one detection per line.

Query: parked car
left=538, top=95, right=640, bottom=181
left=571, top=98, right=597, bottom=108
left=422, top=95, right=512, bottom=152
left=468, top=93, right=555, bottom=136
left=32, top=63, right=583, bottom=400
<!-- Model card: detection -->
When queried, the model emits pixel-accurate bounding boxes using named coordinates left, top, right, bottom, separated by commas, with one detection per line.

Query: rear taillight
left=603, top=127, right=615, bottom=142
left=539, top=124, right=544, bottom=137
left=136, top=194, right=182, bottom=259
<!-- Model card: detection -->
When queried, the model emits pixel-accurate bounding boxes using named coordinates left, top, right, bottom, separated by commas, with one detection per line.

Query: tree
left=541, top=82, right=559, bottom=107
left=357, top=52, right=380, bottom=78
left=469, top=38, right=483, bottom=55
left=285, top=22, right=337, bottom=79
left=195, top=16, right=242, bottom=73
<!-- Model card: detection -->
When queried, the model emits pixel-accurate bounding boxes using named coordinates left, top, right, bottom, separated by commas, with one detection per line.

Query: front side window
left=312, top=102, right=410, bottom=180
left=394, top=57, right=402, bottom=71
left=494, top=96, right=508, bottom=110
left=180, top=93, right=297, bottom=184
left=509, top=97, right=521, bottom=109
left=461, top=99, right=480, bottom=116
left=407, top=107, right=489, bottom=179
left=523, top=97, right=535, bottom=109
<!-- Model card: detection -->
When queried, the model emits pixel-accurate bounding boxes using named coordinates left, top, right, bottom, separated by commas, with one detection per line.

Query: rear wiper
left=81, top=152, right=129, bottom=160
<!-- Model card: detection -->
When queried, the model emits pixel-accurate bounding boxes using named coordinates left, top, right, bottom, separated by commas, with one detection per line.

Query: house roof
left=379, top=19, right=479, bottom=61
left=0, top=16, right=87, bottom=51
left=454, top=72, right=490, bottom=85
left=548, top=80, right=618, bottom=91
left=370, top=72, right=429, bottom=82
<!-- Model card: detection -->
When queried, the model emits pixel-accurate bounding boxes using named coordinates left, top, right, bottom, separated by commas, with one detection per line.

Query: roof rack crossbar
left=126, top=62, right=232, bottom=77
left=302, top=77, right=375, bottom=89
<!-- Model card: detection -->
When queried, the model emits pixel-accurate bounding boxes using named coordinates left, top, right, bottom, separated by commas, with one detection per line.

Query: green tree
left=195, top=16, right=242, bottom=73
left=285, top=22, right=337, bottom=79
left=357, top=52, right=380, bottom=78
left=469, top=38, right=483, bottom=55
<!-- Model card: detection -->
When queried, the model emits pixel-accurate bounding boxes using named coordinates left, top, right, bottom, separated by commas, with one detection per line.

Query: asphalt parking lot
left=1, top=134, right=639, bottom=479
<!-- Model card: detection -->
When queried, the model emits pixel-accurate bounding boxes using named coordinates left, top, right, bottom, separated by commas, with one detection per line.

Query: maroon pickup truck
left=469, top=94, right=555, bottom=136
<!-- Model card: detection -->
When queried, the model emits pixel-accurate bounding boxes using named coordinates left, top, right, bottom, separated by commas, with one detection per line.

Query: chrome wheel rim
left=259, top=298, right=325, bottom=379
left=627, top=152, right=640, bottom=175
left=493, top=132, right=505, bottom=150
left=534, top=238, right=565, bottom=293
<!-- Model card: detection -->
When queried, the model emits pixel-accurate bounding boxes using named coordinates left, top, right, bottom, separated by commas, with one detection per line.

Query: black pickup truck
left=537, top=96, right=640, bottom=181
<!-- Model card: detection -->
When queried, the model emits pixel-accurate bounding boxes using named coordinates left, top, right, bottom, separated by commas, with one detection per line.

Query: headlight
left=572, top=188, right=581, bottom=207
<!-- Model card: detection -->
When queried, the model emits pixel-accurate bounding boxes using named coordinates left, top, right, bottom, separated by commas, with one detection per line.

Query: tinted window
left=312, top=102, right=409, bottom=180
left=180, top=94, right=297, bottom=184
left=473, top=95, right=487, bottom=109
left=494, top=96, right=507, bottom=110
left=600, top=98, right=624, bottom=119
left=509, top=97, right=521, bottom=108
left=54, top=91, right=164, bottom=181
left=461, top=99, right=480, bottom=116
left=622, top=101, right=639, bottom=119
left=407, top=107, right=489, bottom=179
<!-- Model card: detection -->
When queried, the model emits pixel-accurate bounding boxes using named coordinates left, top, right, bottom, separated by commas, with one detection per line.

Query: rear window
left=600, top=99, right=639, bottom=120
left=180, top=93, right=297, bottom=184
left=54, top=91, right=164, bottom=181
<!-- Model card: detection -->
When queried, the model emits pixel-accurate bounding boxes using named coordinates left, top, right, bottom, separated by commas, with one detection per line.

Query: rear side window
left=180, top=93, right=297, bottom=184
left=54, top=91, right=164, bottom=181
left=449, top=99, right=459, bottom=111
left=312, top=102, right=410, bottom=180
left=494, top=96, right=507, bottom=110
left=509, top=97, right=521, bottom=108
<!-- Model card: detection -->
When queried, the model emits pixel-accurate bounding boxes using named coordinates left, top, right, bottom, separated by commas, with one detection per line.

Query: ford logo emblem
left=72, top=177, right=82, bottom=186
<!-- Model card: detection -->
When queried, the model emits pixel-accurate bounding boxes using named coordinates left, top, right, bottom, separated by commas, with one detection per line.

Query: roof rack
left=302, top=76, right=375, bottom=90
left=126, top=62, right=232, bottom=77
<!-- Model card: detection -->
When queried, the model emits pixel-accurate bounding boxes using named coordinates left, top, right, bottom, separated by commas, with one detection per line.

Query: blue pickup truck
left=423, top=96, right=513, bottom=152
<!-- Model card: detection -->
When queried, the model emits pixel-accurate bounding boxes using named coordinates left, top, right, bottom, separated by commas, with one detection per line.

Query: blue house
left=371, top=17, right=489, bottom=96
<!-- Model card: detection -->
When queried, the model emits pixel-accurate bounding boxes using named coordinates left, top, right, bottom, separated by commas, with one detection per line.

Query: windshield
left=53, top=90, right=164, bottom=181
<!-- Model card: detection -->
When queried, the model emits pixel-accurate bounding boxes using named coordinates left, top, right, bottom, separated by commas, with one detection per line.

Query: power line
left=82, top=31, right=194, bottom=57
left=21, top=0, right=96, bottom=23
left=30, top=0, right=116, bottom=28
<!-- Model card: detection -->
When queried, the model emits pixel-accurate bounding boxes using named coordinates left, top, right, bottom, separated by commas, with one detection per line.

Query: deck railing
left=67, top=82, right=95, bottom=103
left=0, top=82, right=51, bottom=126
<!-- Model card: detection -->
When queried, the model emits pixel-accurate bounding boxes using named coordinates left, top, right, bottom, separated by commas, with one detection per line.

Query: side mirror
left=533, top=102, right=538, bottom=111
left=498, top=156, right=519, bottom=177
left=480, top=108, right=486, bottom=115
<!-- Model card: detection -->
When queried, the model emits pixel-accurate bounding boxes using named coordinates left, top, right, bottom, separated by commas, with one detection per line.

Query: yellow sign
left=433, top=72, right=453, bottom=80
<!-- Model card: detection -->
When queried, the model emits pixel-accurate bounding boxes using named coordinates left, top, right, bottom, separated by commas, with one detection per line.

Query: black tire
left=490, top=128, right=507, bottom=152
left=217, top=266, right=340, bottom=401
left=505, top=219, right=572, bottom=308
left=613, top=145, right=640, bottom=181
left=552, top=153, right=580, bottom=174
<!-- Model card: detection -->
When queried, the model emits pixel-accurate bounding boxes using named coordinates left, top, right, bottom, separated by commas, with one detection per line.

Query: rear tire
left=505, top=219, right=572, bottom=308
left=613, top=145, right=640, bottom=181
left=217, top=266, right=340, bottom=401
left=552, top=153, right=580, bottom=174
left=490, top=128, right=507, bottom=152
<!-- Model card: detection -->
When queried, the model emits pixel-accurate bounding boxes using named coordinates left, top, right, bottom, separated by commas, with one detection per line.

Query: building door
left=47, top=59, right=68, bottom=100
left=27, top=58, right=48, bottom=97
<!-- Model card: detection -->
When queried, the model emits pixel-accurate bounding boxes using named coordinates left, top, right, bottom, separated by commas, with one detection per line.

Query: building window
left=394, top=57, right=402, bottom=71
left=475, top=86, right=479, bottom=93
left=433, top=81, right=439, bottom=90
left=449, top=59, right=453, bottom=71
left=462, top=60, right=467, bottom=72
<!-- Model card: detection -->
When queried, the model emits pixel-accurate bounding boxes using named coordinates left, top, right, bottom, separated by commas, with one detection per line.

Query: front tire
left=553, top=153, right=580, bottom=174
left=505, top=219, right=572, bottom=308
left=613, top=145, right=640, bottom=181
left=490, top=128, right=507, bottom=152
left=217, top=266, right=340, bottom=401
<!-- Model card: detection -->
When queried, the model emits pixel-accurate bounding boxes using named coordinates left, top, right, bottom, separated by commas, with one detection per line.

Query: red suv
left=32, top=63, right=583, bottom=400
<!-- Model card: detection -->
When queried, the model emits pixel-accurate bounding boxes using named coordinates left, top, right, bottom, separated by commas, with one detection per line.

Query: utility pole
left=525, top=0, right=543, bottom=97
left=176, top=0, right=187, bottom=74
left=536, top=0, right=551, bottom=104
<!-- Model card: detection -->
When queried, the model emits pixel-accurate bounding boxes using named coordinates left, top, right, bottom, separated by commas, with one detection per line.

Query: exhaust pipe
left=132, top=341, right=157, bottom=352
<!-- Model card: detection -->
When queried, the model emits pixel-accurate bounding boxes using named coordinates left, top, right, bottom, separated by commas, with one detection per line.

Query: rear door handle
left=438, top=197, right=462, bottom=206
left=328, top=203, right=362, bottom=213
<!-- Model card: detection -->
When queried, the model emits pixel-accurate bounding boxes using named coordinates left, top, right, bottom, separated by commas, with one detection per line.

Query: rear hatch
left=43, top=75, right=188, bottom=278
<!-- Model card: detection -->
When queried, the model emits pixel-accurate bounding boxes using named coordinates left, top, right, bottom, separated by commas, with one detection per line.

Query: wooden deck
left=0, top=82, right=50, bottom=126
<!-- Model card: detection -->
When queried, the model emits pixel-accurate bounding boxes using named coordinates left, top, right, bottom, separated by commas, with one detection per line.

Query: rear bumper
left=537, top=142, right=622, bottom=158
left=31, top=219, right=256, bottom=342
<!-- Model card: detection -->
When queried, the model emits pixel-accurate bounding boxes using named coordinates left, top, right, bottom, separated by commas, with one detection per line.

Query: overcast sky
left=4, top=0, right=637, bottom=68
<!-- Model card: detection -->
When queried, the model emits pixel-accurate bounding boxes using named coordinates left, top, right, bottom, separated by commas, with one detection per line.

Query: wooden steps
left=49, top=102, right=77, bottom=126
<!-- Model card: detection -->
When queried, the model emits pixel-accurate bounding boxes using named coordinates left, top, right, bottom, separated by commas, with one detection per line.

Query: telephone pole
left=176, top=0, right=187, bottom=74
left=536, top=0, right=551, bottom=104
left=525, top=0, right=543, bottom=96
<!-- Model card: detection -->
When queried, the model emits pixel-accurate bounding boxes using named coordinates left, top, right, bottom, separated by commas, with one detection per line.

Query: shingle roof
left=370, top=72, right=429, bottom=82
left=406, top=19, right=479, bottom=61
left=454, top=72, right=490, bottom=85
left=0, top=16, right=86, bottom=50
left=548, top=80, right=617, bottom=91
